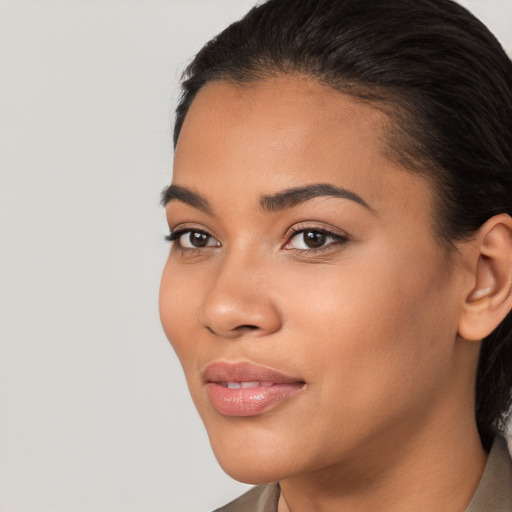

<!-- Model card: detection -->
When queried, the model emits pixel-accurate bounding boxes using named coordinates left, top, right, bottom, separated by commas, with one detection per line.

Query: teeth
left=222, top=381, right=274, bottom=389
left=240, top=381, right=260, bottom=388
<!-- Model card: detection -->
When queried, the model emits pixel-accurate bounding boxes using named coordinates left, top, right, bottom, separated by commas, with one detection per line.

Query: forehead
left=176, top=76, right=388, bottom=168
left=173, top=75, right=432, bottom=219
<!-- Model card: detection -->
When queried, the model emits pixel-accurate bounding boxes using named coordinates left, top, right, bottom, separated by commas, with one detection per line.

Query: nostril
left=236, top=324, right=259, bottom=331
left=204, top=324, right=259, bottom=336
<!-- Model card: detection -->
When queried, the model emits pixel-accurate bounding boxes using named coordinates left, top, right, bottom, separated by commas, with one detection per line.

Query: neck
left=278, top=378, right=487, bottom=512
left=279, top=422, right=486, bottom=512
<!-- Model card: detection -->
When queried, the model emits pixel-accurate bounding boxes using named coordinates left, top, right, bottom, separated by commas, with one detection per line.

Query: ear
left=458, top=214, right=512, bottom=341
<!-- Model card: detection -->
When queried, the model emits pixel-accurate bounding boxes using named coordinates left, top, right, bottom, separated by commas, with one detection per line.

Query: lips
left=203, top=362, right=305, bottom=417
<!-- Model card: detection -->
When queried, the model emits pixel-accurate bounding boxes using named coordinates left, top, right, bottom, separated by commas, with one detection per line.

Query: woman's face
left=160, top=76, right=470, bottom=483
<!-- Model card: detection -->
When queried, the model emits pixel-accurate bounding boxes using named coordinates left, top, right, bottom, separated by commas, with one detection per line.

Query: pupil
left=190, top=232, right=208, bottom=247
left=304, top=231, right=326, bottom=248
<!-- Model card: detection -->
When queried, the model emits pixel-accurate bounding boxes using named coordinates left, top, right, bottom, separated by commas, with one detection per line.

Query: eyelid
left=166, top=223, right=217, bottom=239
left=284, top=222, right=349, bottom=240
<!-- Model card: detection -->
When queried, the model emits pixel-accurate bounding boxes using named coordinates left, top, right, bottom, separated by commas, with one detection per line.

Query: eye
left=284, top=228, right=347, bottom=250
left=166, top=229, right=220, bottom=249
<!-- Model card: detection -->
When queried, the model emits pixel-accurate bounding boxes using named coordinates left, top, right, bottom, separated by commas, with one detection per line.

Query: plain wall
left=0, top=1, right=511, bottom=511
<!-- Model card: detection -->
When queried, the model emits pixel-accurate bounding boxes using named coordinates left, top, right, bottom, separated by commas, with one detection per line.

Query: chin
left=204, top=419, right=299, bottom=484
left=213, top=449, right=290, bottom=485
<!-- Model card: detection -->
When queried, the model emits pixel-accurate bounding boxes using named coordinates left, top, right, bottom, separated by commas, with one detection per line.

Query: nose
left=198, top=252, right=282, bottom=339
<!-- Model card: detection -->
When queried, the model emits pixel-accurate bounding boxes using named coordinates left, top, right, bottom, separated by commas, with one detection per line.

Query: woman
left=159, top=0, right=512, bottom=510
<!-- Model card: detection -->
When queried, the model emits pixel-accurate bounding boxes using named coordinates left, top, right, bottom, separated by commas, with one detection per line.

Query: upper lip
left=203, top=361, right=304, bottom=384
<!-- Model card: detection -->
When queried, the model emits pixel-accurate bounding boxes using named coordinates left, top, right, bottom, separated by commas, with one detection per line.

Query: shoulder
left=213, top=483, right=280, bottom=512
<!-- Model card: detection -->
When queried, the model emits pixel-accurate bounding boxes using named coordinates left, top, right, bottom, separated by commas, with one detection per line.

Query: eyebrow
left=160, top=184, right=213, bottom=214
left=260, top=183, right=373, bottom=212
left=160, top=182, right=373, bottom=214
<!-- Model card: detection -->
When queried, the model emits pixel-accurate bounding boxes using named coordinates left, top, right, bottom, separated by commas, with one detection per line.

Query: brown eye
left=168, top=229, right=220, bottom=249
left=186, top=231, right=210, bottom=247
left=303, top=231, right=327, bottom=248
left=284, top=228, right=348, bottom=251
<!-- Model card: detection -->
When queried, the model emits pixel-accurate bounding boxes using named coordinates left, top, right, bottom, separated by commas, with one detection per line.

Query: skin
left=160, top=76, right=492, bottom=512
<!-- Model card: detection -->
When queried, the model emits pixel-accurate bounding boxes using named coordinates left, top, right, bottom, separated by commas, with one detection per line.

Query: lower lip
left=207, top=382, right=304, bottom=417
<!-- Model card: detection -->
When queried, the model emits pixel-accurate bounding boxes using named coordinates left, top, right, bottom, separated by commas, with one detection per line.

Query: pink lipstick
left=204, top=362, right=305, bottom=417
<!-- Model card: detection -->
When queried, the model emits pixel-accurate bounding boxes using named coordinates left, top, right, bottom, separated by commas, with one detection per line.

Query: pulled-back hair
left=173, top=0, right=512, bottom=450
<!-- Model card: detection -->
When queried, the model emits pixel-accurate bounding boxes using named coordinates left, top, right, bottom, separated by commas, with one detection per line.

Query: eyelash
left=165, top=226, right=349, bottom=253
left=165, top=228, right=216, bottom=246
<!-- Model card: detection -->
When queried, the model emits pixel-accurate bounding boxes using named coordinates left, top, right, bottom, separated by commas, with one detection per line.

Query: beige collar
left=215, top=436, right=512, bottom=512
left=464, top=436, right=512, bottom=512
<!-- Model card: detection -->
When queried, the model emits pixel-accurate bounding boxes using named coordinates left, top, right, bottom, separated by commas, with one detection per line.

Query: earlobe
left=458, top=214, right=512, bottom=341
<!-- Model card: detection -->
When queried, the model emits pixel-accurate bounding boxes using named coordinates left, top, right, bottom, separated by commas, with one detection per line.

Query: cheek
left=280, top=243, right=457, bottom=410
left=159, top=262, right=212, bottom=419
left=159, top=261, right=200, bottom=365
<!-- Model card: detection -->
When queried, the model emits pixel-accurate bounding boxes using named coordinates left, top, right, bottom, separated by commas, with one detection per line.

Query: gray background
left=0, top=1, right=510, bottom=511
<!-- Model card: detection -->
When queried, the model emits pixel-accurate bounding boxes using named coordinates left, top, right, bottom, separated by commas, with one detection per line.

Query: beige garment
left=214, top=436, right=512, bottom=512
left=465, top=437, right=512, bottom=512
